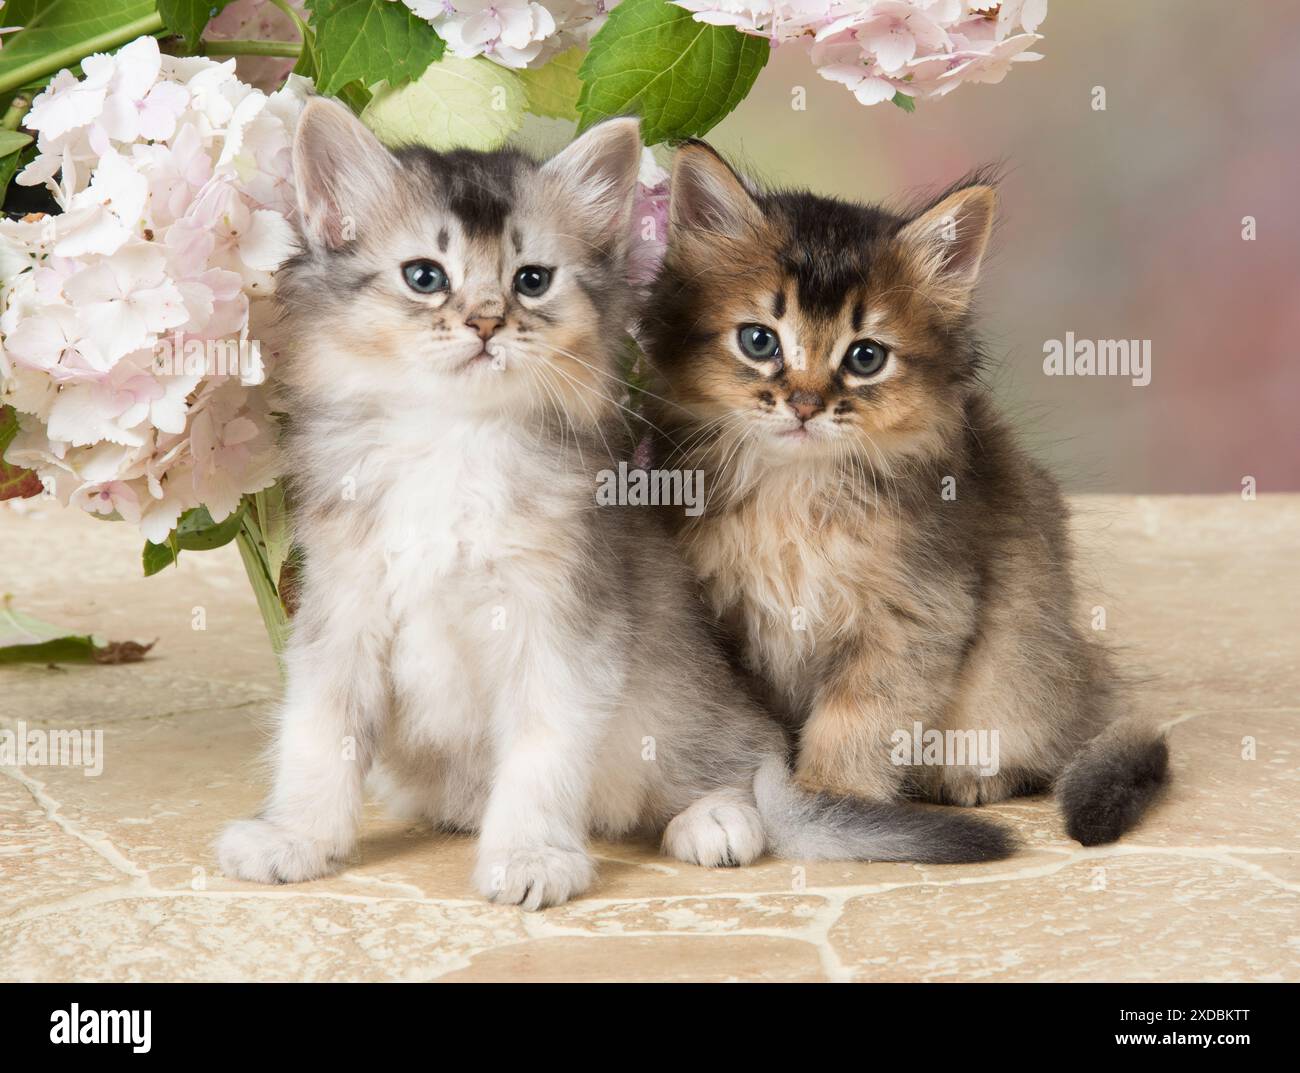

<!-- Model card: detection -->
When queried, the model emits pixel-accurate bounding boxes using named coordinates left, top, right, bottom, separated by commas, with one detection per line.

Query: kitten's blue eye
left=402, top=260, right=448, bottom=294
left=844, top=339, right=888, bottom=378
left=514, top=265, right=551, bottom=298
left=738, top=324, right=781, bottom=361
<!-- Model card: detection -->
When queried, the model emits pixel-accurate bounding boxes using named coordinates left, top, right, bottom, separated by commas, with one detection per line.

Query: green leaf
left=577, top=0, right=770, bottom=145
left=0, top=150, right=20, bottom=205
left=141, top=535, right=179, bottom=576
left=891, top=91, right=916, bottom=113
left=0, top=599, right=97, bottom=663
left=176, top=502, right=247, bottom=550
left=363, top=56, right=525, bottom=151
left=307, top=0, right=445, bottom=97
left=235, top=514, right=291, bottom=657
left=0, top=404, right=21, bottom=456
left=335, top=80, right=373, bottom=116
left=0, top=596, right=153, bottom=664
left=0, top=141, right=38, bottom=207
left=0, top=464, right=42, bottom=500
left=291, top=30, right=318, bottom=80
left=617, top=334, right=647, bottom=396
left=519, top=46, right=584, bottom=121
left=0, top=1, right=159, bottom=87
left=141, top=501, right=248, bottom=575
left=0, top=404, right=42, bottom=501
left=157, top=0, right=233, bottom=54
left=0, top=130, right=32, bottom=156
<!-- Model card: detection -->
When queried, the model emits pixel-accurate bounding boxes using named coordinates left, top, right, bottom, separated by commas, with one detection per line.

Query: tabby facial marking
left=280, top=97, right=643, bottom=425
left=645, top=143, right=996, bottom=469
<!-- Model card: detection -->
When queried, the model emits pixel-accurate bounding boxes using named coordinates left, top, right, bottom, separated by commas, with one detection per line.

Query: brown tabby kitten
left=641, top=143, right=1169, bottom=844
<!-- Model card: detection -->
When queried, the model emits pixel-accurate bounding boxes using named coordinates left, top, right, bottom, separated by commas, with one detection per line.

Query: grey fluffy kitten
left=215, top=100, right=1012, bottom=910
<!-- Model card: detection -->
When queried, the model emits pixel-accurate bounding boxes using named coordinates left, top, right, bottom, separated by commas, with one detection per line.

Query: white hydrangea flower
left=402, top=0, right=612, bottom=69
left=0, top=36, right=307, bottom=543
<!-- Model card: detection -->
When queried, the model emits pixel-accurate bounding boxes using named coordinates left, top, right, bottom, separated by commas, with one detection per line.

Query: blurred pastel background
left=697, top=0, right=1300, bottom=494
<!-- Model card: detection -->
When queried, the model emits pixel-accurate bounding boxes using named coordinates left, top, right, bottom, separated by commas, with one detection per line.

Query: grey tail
left=753, top=758, right=1017, bottom=865
left=1056, top=719, right=1170, bottom=846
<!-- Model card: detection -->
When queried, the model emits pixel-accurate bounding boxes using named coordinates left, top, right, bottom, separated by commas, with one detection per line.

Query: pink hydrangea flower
left=394, top=1, right=1044, bottom=95
left=0, top=36, right=305, bottom=543
left=674, top=0, right=1047, bottom=106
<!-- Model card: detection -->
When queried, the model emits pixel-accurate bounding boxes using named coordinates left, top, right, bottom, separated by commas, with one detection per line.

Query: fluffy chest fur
left=376, top=419, right=576, bottom=580
left=295, top=410, right=596, bottom=748
left=313, top=408, right=581, bottom=564
left=682, top=466, right=916, bottom=713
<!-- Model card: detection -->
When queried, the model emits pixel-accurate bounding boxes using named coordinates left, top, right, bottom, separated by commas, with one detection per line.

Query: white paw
left=474, top=846, right=594, bottom=911
left=215, top=818, right=339, bottom=884
left=663, top=795, right=765, bottom=868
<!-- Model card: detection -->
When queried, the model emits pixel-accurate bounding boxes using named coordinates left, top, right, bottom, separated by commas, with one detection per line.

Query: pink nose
left=788, top=390, right=825, bottom=422
left=466, top=315, right=503, bottom=340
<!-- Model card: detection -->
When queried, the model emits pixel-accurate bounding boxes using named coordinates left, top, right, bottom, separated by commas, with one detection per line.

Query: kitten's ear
left=293, top=96, right=398, bottom=251
left=542, top=118, right=642, bottom=245
left=896, top=185, right=997, bottom=313
left=670, top=142, right=762, bottom=240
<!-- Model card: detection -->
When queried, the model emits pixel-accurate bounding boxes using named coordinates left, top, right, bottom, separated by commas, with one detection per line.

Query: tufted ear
left=293, top=96, right=399, bottom=251
left=895, top=185, right=997, bottom=314
left=669, top=141, right=763, bottom=241
left=542, top=118, right=643, bottom=246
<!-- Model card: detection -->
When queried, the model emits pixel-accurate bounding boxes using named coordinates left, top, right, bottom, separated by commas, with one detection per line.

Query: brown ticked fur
left=642, top=144, right=1169, bottom=842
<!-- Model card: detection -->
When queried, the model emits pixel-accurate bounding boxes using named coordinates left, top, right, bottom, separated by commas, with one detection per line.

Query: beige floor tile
left=2, top=495, right=1297, bottom=981
left=438, top=935, right=829, bottom=983
left=829, top=855, right=1300, bottom=982
left=0, top=775, right=127, bottom=916
left=1, top=895, right=532, bottom=983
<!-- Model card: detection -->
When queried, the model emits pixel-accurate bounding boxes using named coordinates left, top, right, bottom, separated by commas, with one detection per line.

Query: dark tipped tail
left=753, top=758, right=1017, bottom=865
left=1056, top=720, right=1170, bottom=845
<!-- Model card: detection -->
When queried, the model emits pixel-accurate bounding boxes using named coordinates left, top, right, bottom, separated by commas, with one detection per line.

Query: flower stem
left=235, top=511, right=290, bottom=667
left=266, top=0, right=314, bottom=47
left=200, top=39, right=303, bottom=59
left=1, top=95, right=30, bottom=132
left=0, top=12, right=165, bottom=97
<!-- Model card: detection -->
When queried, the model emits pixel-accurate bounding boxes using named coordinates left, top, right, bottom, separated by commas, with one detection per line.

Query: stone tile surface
left=1, top=495, right=1297, bottom=981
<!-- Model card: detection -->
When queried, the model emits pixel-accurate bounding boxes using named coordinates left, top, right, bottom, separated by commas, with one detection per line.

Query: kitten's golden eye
left=514, top=265, right=551, bottom=298
left=402, top=260, right=448, bottom=294
left=738, top=324, right=782, bottom=361
left=844, top=339, right=888, bottom=378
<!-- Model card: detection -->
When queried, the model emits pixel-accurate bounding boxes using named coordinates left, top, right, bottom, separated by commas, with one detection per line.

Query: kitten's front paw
left=216, top=819, right=339, bottom=884
left=474, top=846, right=594, bottom=911
left=663, top=797, right=765, bottom=868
